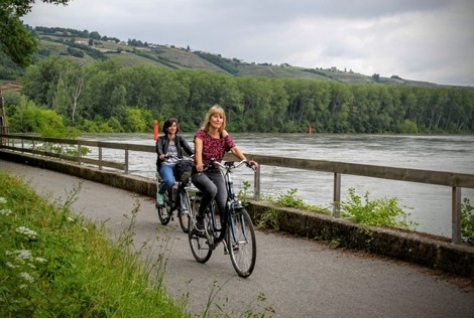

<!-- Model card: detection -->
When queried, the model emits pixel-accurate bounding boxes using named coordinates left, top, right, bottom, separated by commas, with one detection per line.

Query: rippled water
left=82, top=133, right=474, bottom=238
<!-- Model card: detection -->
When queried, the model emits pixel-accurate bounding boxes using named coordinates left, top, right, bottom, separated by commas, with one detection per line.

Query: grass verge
left=0, top=170, right=188, bottom=317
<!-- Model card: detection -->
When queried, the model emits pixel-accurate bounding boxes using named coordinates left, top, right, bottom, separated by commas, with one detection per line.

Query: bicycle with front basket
left=188, top=159, right=257, bottom=278
left=156, top=155, right=196, bottom=233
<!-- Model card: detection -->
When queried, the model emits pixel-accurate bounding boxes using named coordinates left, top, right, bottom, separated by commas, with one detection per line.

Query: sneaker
left=157, top=193, right=164, bottom=206
left=194, top=215, right=205, bottom=233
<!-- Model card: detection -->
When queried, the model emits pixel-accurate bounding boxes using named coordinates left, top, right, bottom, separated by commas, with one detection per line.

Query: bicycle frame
left=215, top=161, right=247, bottom=245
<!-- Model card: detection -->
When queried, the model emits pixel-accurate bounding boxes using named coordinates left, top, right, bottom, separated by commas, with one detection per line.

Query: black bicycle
left=188, top=159, right=257, bottom=278
left=156, top=155, right=195, bottom=233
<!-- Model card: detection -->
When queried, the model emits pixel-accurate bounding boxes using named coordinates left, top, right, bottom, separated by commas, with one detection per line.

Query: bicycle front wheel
left=178, top=191, right=191, bottom=233
left=227, top=208, right=256, bottom=278
left=157, top=190, right=172, bottom=225
left=178, top=208, right=190, bottom=233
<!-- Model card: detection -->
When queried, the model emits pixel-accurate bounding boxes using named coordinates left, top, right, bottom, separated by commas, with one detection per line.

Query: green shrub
left=461, top=197, right=474, bottom=244
left=271, top=189, right=331, bottom=214
left=341, top=187, right=417, bottom=230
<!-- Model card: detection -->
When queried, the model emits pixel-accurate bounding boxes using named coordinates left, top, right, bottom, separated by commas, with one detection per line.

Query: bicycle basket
left=174, top=159, right=194, bottom=182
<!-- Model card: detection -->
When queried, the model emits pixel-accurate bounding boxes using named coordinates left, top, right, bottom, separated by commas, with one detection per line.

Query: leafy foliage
left=6, top=97, right=80, bottom=137
left=12, top=55, right=474, bottom=134
left=461, top=197, right=474, bottom=244
left=341, top=187, right=418, bottom=230
left=194, top=51, right=240, bottom=75
left=0, top=0, right=70, bottom=68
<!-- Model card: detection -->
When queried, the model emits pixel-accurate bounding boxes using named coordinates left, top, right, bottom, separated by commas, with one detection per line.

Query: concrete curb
left=249, top=202, right=474, bottom=278
left=2, top=150, right=474, bottom=279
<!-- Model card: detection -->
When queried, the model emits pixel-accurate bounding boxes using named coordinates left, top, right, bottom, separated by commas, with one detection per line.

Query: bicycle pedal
left=224, top=243, right=239, bottom=255
left=192, top=227, right=205, bottom=236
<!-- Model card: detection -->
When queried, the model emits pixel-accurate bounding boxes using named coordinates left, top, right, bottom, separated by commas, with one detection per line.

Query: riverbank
left=2, top=149, right=474, bottom=279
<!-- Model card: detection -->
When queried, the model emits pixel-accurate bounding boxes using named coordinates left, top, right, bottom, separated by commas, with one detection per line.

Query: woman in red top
left=191, top=104, right=258, bottom=232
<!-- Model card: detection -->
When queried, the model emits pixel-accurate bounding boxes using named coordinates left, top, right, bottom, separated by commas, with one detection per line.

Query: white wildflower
left=19, top=284, right=27, bottom=289
left=67, top=217, right=75, bottom=222
left=15, top=250, right=33, bottom=261
left=28, top=263, right=36, bottom=269
left=15, top=226, right=37, bottom=239
left=0, top=197, right=6, bottom=204
left=35, top=257, right=47, bottom=263
left=19, top=272, right=34, bottom=283
left=0, top=209, right=12, bottom=216
left=6, top=262, right=16, bottom=269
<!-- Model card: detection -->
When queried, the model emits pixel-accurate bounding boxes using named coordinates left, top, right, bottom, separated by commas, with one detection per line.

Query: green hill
left=0, top=25, right=463, bottom=89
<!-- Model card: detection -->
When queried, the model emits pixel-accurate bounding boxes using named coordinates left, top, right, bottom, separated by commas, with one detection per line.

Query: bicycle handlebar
left=204, top=158, right=256, bottom=172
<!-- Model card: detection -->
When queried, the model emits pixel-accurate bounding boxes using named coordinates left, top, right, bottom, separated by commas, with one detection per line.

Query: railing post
left=98, top=146, right=103, bottom=170
left=452, top=186, right=462, bottom=244
left=254, top=166, right=261, bottom=201
left=77, top=143, right=82, bottom=165
left=332, top=172, right=341, bottom=217
left=125, top=149, right=129, bottom=174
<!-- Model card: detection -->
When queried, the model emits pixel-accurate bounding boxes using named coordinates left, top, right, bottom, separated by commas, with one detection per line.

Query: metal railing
left=1, top=133, right=473, bottom=244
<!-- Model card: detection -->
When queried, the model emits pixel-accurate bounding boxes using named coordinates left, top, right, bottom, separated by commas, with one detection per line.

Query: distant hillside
left=0, top=25, right=463, bottom=89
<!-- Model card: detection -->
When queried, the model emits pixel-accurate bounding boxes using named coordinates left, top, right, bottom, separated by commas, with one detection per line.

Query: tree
left=0, top=0, right=70, bottom=68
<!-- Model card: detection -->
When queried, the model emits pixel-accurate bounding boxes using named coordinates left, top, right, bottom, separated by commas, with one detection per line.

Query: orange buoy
left=153, top=120, right=159, bottom=140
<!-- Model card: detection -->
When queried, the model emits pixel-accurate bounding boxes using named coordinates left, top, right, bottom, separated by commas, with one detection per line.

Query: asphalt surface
left=2, top=159, right=474, bottom=317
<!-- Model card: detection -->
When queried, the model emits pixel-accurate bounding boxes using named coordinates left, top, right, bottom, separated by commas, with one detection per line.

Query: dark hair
left=163, top=117, right=179, bottom=134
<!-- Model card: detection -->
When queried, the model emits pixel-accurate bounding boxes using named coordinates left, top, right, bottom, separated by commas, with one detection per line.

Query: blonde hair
left=201, top=104, right=226, bottom=134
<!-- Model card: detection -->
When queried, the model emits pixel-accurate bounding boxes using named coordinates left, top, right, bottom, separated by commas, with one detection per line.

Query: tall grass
left=0, top=170, right=188, bottom=317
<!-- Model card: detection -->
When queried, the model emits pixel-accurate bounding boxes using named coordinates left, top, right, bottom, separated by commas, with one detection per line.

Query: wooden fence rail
left=1, top=133, right=473, bottom=244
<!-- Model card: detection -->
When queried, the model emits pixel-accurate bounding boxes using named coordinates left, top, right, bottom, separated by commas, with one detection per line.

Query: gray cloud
left=23, top=0, right=474, bottom=86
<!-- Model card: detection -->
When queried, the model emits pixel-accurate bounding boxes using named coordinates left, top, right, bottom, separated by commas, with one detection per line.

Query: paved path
left=2, top=159, right=474, bottom=317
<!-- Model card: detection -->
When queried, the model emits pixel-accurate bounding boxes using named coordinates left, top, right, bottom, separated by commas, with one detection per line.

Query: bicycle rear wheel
left=227, top=208, right=256, bottom=278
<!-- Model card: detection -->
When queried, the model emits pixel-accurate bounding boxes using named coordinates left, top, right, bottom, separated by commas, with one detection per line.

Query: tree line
left=4, top=56, right=474, bottom=135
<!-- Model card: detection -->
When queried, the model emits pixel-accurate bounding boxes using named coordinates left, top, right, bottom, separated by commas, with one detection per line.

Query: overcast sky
left=23, top=0, right=474, bottom=86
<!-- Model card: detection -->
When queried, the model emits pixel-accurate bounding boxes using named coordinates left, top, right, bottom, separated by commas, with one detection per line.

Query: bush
left=461, top=198, right=474, bottom=244
left=341, top=187, right=417, bottom=230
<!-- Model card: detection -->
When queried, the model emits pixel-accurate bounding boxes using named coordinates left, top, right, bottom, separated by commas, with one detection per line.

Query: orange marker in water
left=153, top=120, right=159, bottom=140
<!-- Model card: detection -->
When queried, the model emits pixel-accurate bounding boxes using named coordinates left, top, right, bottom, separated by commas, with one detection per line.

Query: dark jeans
left=191, top=169, right=227, bottom=220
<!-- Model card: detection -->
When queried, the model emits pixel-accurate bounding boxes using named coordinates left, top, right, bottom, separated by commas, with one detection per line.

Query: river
left=82, top=133, right=474, bottom=238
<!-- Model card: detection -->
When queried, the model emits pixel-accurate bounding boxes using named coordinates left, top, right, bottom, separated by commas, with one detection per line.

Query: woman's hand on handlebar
left=246, top=159, right=258, bottom=169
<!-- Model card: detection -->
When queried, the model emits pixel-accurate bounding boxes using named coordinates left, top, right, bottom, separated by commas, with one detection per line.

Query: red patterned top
left=195, top=129, right=235, bottom=165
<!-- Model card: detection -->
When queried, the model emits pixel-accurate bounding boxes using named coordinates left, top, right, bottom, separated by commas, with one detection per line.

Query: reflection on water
left=81, top=133, right=474, bottom=238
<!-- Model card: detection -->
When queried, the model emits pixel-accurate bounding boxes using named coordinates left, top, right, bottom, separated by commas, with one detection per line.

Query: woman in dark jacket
left=155, top=117, right=193, bottom=206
